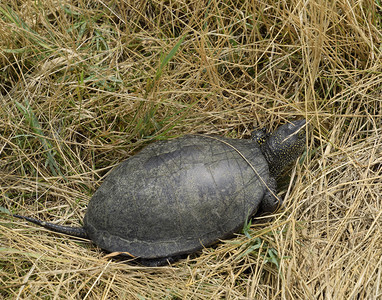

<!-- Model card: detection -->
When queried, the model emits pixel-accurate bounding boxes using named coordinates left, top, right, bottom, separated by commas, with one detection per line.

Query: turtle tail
left=13, top=214, right=89, bottom=239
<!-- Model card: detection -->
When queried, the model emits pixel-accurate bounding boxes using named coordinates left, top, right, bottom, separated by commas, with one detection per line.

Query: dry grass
left=0, top=0, right=381, bottom=299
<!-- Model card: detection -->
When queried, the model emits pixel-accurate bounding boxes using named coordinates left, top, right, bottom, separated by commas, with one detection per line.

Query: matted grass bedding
left=1, top=0, right=381, bottom=299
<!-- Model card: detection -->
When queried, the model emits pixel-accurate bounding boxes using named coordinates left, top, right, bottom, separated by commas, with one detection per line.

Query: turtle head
left=259, top=119, right=306, bottom=176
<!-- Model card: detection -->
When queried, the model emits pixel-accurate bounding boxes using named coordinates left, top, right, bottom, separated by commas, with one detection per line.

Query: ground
left=0, top=0, right=381, bottom=299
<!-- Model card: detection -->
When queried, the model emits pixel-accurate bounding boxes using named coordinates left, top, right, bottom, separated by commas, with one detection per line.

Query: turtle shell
left=83, top=135, right=270, bottom=259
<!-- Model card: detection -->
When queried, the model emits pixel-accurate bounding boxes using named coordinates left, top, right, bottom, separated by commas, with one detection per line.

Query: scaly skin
left=260, top=119, right=306, bottom=177
left=12, top=214, right=88, bottom=239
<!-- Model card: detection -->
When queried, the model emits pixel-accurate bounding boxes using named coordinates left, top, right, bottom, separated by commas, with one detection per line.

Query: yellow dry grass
left=0, top=0, right=381, bottom=299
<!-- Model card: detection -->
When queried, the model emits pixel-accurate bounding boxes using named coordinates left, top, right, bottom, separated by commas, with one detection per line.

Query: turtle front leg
left=258, top=177, right=282, bottom=215
left=138, top=255, right=183, bottom=267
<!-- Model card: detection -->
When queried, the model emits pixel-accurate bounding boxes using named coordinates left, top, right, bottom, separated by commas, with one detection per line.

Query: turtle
left=12, top=119, right=306, bottom=266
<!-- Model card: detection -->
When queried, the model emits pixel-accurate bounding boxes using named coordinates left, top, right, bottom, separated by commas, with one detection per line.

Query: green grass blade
left=154, top=34, right=187, bottom=82
left=15, top=100, right=64, bottom=178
